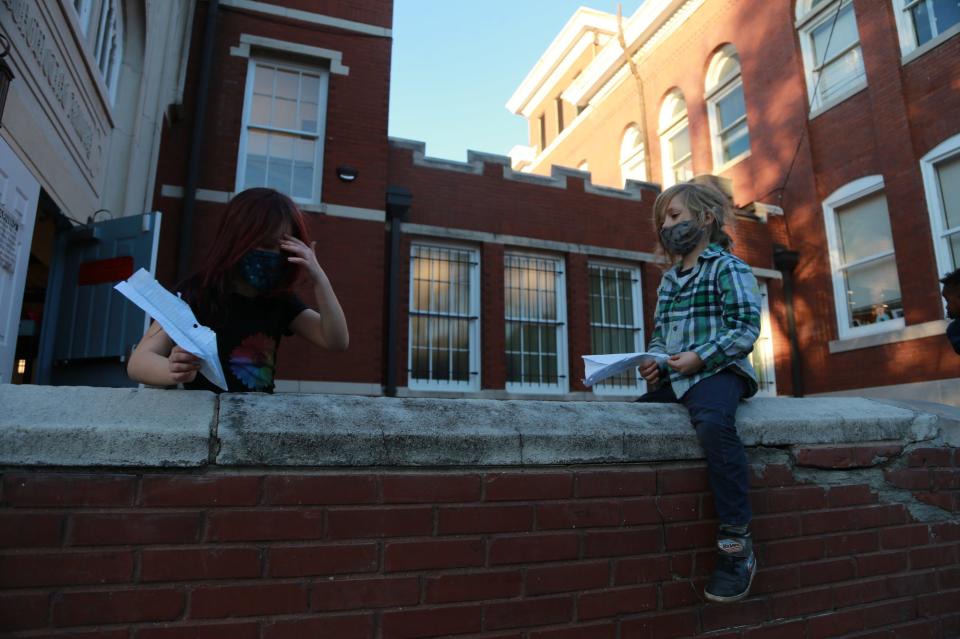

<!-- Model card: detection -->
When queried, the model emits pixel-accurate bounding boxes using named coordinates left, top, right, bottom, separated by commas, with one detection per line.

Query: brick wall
left=2, top=445, right=958, bottom=638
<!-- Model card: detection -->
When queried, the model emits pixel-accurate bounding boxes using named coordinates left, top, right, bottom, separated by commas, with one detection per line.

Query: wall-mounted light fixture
left=336, top=166, right=359, bottom=183
left=0, top=35, right=14, bottom=127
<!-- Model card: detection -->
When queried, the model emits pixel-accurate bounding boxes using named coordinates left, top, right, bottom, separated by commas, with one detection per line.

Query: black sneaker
left=704, top=528, right=757, bottom=603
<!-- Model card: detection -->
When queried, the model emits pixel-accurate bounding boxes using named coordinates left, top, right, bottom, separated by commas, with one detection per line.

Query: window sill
left=808, top=80, right=868, bottom=120
left=713, top=150, right=752, bottom=175
left=828, top=319, right=947, bottom=353
left=901, top=24, right=960, bottom=66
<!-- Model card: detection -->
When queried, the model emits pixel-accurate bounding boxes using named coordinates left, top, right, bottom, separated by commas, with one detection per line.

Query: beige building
left=0, top=0, right=193, bottom=384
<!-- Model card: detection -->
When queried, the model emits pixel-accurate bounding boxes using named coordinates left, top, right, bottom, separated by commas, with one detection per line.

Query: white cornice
left=506, top=8, right=617, bottom=115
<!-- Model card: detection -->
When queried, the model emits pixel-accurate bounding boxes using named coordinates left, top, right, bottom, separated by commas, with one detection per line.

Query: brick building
left=507, top=0, right=960, bottom=403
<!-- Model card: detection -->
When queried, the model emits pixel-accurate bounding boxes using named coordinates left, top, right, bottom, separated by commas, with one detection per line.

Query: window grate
left=588, top=264, right=644, bottom=392
left=505, top=254, right=566, bottom=388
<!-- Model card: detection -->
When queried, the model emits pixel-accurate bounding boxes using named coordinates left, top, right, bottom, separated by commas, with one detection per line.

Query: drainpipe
left=773, top=244, right=803, bottom=397
left=177, top=0, right=220, bottom=282
left=384, top=186, right=412, bottom=397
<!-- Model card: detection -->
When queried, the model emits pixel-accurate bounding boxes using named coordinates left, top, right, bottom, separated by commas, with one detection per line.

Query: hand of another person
left=639, top=358, right=661, bottom=384
left=666, top=351, right=704, bottom=376
left=281, top=235, right=326, bottom=283
left=169, top=346, right=201, bottom=384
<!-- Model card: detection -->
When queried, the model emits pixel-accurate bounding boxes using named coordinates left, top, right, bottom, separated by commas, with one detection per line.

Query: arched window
left=93, top=0, right=124, bottom=104
left=658, top=90, right=692, bottom=188
left=705, top=45, right=750, bottom=169
left=795, top=0, right=866, bottom=114
left=619, top=124, right=646, bottom=186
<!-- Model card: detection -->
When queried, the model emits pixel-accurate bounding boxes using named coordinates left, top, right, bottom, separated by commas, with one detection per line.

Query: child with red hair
left=128, top=188, right=348, bottom=392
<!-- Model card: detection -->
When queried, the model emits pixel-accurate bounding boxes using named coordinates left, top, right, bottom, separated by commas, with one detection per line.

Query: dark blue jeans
left=638, top=369, right=751, bottom=526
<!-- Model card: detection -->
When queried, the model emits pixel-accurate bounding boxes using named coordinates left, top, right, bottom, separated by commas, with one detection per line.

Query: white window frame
left=504, top=251, right=568, bottom=394
left=235, top=56, right=330, bottom=205
left=407, top=242, right=481, bottom=392
left=620, top=124, right=647, bottom=186
left=750, top=282, right=777, bottom=397
left=921, top=133, right=960, bottom=284
left=705, top=46, right=751, bottom=171
left=587, top=261, right=646, bottom=396
left=658, top=90, right=692, bottom=188
left=796, top=0, right=867, bottom=116
left=92, top=0, right=123, bottom=104
left=71, top=0, right=93, bottom=35
left=823, top=175, right=906, bottom=339
left=892, top=0, right=960, bottom=60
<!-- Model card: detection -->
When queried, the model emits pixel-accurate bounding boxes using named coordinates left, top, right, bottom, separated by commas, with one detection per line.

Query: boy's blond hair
left=652, top=182, right=734, bottom=259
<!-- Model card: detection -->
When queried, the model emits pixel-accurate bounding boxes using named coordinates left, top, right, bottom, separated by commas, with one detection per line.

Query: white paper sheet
left=114, top=269, right=228, bottom=391
left=581, top=351, right=669, bottom=387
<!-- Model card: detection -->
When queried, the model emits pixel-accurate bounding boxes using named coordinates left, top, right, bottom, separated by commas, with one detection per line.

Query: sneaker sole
left=704, top=560, right=757, bottom=604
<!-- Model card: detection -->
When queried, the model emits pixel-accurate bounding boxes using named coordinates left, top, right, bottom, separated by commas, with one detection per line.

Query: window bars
left=505, top=254, right=566, bottom=389
left=588, top=265, right=643, bottom=392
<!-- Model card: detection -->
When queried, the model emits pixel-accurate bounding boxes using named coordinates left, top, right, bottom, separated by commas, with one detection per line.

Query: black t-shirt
left=184, top=292, right=306, bottom=393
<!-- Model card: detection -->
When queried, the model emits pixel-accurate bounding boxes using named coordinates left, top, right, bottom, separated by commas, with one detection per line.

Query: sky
left=389, top=1, right=645, bottom=162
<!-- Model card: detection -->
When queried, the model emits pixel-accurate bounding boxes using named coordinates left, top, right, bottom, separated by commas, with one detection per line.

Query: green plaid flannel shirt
left=647, top=244, right=761, bottom=399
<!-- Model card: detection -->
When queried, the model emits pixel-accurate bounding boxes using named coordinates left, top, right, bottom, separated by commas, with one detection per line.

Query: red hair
left=181, top=188, right=311, bottom=323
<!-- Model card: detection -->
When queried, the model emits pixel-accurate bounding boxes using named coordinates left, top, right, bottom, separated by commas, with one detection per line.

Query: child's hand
left=666, top=351, right=704, bottom=376
left=281, top=235, right=325, bottom=282
left=639, top=358, right=661, bottom=384
left=169, top=346, right=201, bottom=384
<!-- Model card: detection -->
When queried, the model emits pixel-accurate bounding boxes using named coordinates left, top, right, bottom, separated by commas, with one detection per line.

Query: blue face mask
left=237, top=249, right=285, bottom=291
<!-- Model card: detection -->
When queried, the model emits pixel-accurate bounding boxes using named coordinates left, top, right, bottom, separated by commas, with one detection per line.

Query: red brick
left=918, top=589, right=960, bottom=616
left=886, top=619, right=942, bottom=638
left=856, top=550, right=909, bottom=577
left=742, top=620, right=806, bottom=639
left=0, top=592, right=48, bottom=630
left=614, top=555, right=670, bottom=584
left=262, top=474, right=379, bottom=505
left=664, top=520, right=715, bottom=550
left=749, top=464, right=796, bottom=488
left=771, top=586, right=832, bottom=618
left=437, top=504, right=533, bottom=534
left=832, top=577, right=889, bottom=608
left=526, top=561, right=609, bottom=595
left=825, top=530, right=879, bottom=557
left=881, top=524, right=931, bottom=548
left=489, top=533, right=579, bottom=565
left=139, top=475, right=260, bottom=506
left=796, top=557, right=856, bottom=587
left=750, top=565, right=798, bottom=594
left=326, top=506, right=432, bottom=539
left=805, top=608, right=864, bottom=637
left=827, top=484, right=878, bottom=507
left=914, top=491, right=957, bottom=510
left=267, top=542, right=377, bottom=577
left=381, top=604, right=481, bottom=639
left=484, top=472, right=573, bottom=501
left=385, top=538, right=484, bottom=571
left=701, top=598, right=769, bottom=631
left=940, top=566, right=960, bottom=589
left=761, top=537, right=824, bottom=566
left=0, top=512, right=63, bottom=547
left=17, top=631, right=128, bottom=639
left=582, top=528, right=661, bottom=557
left=932, top=521, right=960, bottom=542
left=190, top=583, right=307, bottom=618
left=577, top=584, right=656, bottom=620
left=621, top=497, right=662, bottom=525
left=70, top=513, right=202, bottom=545
left=910, top=543, right=959, bottom=569
left=485, top=596, right=572, bottom=630
left=576, top=470, right=656, bottom=497
left=907, top=447, right=953, bottom=467
left=383, top=474, right=481, bottom=503
left=802, top=505, right=902, bottom=535
left=262, top=615, right=373, bottom=639
left=536, top=500, right=621, bottom=529
left=136, top=622, right=259, bottom=639
left=53, top=588, right=184, bottom=626
left=658, top=466, right=709, bottom=494
left=207, top=509, right=324, bottom=541
left=311, top=576, right=419, bottom=611
left=887, top=571, right=938, bottom=597
left=751, top=513, right=801, bottom=540
left=661, top=580, right=701, bottom=609
left=885, top=468, right=932, bottom=491
left=528, top=623, right=616, bottom=639
left=932, top=468, right=960, bottom=490
left=424, top=570, right=522, bottom=603
left=0, top=550, right=133, bottom=587
left=3, top=473, right=136, bottom=507
left=142, top=547, right=262, bottom=582
left=621, top=610, right=699, bottom=638
left=862, top=597, right=918, bottom=629
left=656, top=494, right=699, bottom=521
left=763, top=485, right=826, bottom=512
left=795, top=444, right=902, bottom=469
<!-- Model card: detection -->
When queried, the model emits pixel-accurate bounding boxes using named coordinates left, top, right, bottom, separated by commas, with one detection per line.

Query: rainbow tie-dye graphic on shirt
left=229, top=333, right=277, bottom=391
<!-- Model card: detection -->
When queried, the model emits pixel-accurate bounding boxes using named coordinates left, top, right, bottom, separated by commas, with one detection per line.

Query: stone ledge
left=2, top=385, right=954, bottom=468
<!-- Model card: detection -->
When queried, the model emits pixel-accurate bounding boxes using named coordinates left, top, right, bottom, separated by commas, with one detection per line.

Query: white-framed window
left=504, top=252, right=568, bottom=393
left=796, top=0, right=867, bottom=114
left=705, top=45, right=750, bottom=170
left=92, top=0, right=123, bottom=104
left=71, top=0, right=93, bottom=35
left=659, top=89, right=693, bottom=188
left=823, top=175, right=905, bottom=339
left=620, top=124, right=647, bottom=186
left=236, top=58, right=330, bottom=203
left=407, top=243, right=481, bottom=391
left=921, top=133, right=960, bottom=283
left=749, top=282, right=777, bottom=396
left=892, top=0, right=960, bottom=58
left=588, top=262, right=645, bottom=395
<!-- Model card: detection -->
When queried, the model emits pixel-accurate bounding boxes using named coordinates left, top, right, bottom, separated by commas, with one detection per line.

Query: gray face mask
left=660, top=220, right=705, bottom=256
